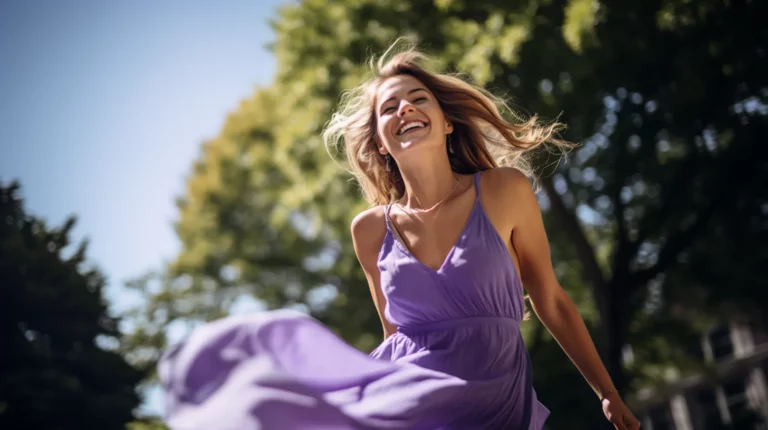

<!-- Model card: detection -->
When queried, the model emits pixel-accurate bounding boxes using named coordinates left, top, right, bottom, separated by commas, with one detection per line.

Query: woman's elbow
left=530, top=285, right=577, bottom=325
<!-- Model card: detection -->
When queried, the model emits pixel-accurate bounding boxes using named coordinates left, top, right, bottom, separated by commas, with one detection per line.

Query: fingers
left=606, top=402, right=641, bottom=430
left=612, top=413, right=639, bottom=430
left=623, top=414, right=641, bottom=430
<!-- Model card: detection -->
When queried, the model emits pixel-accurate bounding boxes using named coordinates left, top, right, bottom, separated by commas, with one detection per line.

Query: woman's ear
left=374, top=135, right=389, bottom=155
left=445, top=120, right=454, bottom=134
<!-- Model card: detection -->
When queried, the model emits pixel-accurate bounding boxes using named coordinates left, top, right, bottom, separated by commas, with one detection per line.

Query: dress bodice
left=377, top=171, right=526, bottom=331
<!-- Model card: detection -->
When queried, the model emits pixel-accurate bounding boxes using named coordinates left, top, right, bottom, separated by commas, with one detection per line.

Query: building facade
left=635, top=322, right=768, bottom=430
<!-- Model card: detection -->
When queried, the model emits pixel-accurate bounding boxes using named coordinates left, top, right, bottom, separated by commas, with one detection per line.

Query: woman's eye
left=381, top=97, right=426, bottom=115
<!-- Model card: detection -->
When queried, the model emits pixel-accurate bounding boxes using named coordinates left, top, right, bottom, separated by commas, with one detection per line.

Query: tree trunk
left=605, top=272, right=633, bottom=394
left=540, top=176, right=633, bottom=398
left=606, top=297, right=629, bottom=393
left=540, top=176, right=609, bottom=318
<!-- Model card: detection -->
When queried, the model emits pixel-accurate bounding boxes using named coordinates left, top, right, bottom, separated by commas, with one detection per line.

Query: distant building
left=633, top=321, right=768, bottom=429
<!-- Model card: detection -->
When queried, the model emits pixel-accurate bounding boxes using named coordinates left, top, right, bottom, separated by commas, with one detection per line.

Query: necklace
left=397, top=175, right=462, bottom=214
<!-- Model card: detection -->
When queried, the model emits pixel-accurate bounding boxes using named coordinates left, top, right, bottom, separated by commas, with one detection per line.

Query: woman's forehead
left=376, top=75, right=428, bottom=101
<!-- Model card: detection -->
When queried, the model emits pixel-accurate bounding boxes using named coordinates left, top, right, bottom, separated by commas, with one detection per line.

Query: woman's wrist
left=599, top=388, right=617, bottom=401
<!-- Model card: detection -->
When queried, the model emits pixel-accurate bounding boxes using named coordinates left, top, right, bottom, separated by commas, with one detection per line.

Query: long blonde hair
left=323, top=40, right=571, bottom=206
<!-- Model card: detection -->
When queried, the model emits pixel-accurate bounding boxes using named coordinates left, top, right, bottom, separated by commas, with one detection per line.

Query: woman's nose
left=398, top=102, right=416, bottom=117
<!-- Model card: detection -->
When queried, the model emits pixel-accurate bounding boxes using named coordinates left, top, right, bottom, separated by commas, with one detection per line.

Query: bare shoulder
left=478, top=167, right=542, bottom=230
left=350, top=206, right=388, bottom=266
left=351, top=205, right=387, bottom=241
left=480, top=167, right=536, bottom=202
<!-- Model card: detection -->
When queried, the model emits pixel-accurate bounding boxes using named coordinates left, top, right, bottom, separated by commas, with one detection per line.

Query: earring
left=447, top=134, right=454, bottom=155
left=384, top=154, right=392, bottom=172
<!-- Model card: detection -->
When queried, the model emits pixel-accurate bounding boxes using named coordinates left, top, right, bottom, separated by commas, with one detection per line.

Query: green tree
left=0, top=181, right=143, bottom=430
left=126, top=0, right=766, bottom=427
left=269, top=0, right=767, bottom=385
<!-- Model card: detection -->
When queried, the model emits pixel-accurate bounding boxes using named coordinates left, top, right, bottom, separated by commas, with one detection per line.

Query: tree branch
left=632, top=116, right=760, bottom=287
left=632, top=147, right=701, bottom=252
left=634, top=210, right=712, bottom=286
left=633, top=165, right=735, bottom=287
left=541, top=175, right=608, bottom=302
left=607, top=125, right=637, bottom=294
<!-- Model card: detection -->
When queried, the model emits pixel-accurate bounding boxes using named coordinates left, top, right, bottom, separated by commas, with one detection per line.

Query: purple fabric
left=159, top=172, right=549, bottom=429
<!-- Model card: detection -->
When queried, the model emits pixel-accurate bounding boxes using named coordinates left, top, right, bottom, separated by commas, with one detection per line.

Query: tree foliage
left=127, top=417, right=169, bottom=430
left=125, top=0, right=767, bottom=426
left=0, top=181, right=142, bottom=430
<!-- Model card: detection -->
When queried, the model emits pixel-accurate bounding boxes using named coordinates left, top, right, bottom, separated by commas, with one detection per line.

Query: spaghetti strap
left=384, top=203, right=407, bottom=246
left=473, top=171, right=482, bottom=201
left=383, top=203, right=394, bottom=227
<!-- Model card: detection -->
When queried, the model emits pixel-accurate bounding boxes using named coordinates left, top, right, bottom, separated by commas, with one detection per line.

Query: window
left=682, top=331, right=706, bottom=361
left=723, top=377, right=762, bottom=429
left=709, top=326, right=734, bottom=361
left=695, top=389, right=722, bottom=430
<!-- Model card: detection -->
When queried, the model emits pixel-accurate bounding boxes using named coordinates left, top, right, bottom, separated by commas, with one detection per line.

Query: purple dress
left=159, top=172, right=549, bottom=429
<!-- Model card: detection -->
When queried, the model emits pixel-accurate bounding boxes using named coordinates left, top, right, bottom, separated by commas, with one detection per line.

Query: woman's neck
left=397, top=155, right=458, bottom=210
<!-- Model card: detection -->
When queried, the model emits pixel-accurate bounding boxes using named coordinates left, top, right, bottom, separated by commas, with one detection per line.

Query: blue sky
left=1, top=0, right=284, bottom=414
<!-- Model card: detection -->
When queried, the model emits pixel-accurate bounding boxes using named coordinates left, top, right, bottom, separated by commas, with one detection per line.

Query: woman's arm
left=351, top=207, right=397, bottom=339
left=490, top=167, right=640, bottom=430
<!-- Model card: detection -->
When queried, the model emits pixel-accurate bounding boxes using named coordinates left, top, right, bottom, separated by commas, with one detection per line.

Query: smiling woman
left=324, top=43, right=569, bottom=207
left=158, top=39, right=642, bottom=430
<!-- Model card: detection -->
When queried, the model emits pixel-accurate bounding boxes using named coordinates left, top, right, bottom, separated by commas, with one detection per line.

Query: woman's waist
left=395, top=315, right=520, bottom=335
left=389, top=318, right=530, bottom=380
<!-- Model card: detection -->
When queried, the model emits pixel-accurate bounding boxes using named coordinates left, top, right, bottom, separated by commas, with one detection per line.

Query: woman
left=159, top=42, right=641, bottom=430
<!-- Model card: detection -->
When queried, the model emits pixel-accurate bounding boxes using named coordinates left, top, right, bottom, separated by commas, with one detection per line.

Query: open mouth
left=397, top=120, right=429, bottom=136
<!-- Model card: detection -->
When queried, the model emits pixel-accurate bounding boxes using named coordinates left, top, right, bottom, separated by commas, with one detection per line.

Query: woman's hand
left=602, top=393, right=641, bottom=430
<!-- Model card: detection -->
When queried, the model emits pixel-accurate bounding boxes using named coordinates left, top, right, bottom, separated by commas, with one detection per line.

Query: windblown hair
left=323, top=39, right=572, bottom=206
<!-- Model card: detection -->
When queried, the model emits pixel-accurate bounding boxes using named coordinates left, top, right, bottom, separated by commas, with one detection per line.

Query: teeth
left=399, top=121, right=426, bottom=135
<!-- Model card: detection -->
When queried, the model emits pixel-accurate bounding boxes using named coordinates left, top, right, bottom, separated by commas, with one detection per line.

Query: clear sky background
left=1, top=0, right=284, bottom=414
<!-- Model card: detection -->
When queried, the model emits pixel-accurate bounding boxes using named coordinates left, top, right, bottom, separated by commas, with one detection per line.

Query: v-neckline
left=386, top=194, right=479, bottom=274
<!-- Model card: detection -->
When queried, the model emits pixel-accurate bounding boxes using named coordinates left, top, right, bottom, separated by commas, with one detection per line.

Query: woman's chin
left=398, top=137, right=442, bottom=152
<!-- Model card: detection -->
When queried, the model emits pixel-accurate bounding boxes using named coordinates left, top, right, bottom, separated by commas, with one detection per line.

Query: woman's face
left=374, top=74, right=452, bottom=159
